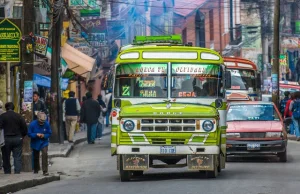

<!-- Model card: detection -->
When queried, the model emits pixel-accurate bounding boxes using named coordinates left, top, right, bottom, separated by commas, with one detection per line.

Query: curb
left=0, top=174, right=60, bottom=194
left=49, top=131, right=111, bottom=158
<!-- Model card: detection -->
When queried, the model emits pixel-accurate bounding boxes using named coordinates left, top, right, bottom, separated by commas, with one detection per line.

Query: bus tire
left=132, top=171, right=144, bottom=177
left=206, top=157, right=219, bottom=178
left=119, top=155, right=131, bottom=182
left=218, top=154, right=222, bottom=173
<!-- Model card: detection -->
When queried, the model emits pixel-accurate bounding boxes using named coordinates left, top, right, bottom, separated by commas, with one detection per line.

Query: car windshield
left=227, top=104, right=280, bottom=121
left=114, top=63, right=167, bottom=98
left=171, top=64, right=223, bottom=98
left=227, top=69, right=256, bottom=90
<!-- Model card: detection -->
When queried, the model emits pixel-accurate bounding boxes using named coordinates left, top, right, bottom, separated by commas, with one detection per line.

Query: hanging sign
left=35, top=35, right=48, bottom=56
left=0, top=19, right=22, bottom=62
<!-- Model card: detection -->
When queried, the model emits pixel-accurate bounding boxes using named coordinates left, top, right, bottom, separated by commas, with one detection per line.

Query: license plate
left=247, top=143, right=260, bottom=150
left=160, top=146, right=176, bottom=154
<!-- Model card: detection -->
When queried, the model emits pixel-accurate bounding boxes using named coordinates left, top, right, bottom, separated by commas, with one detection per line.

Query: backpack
left=292, top=99, right=300, bottom=119
left=280, top=97, right=289, bottom=114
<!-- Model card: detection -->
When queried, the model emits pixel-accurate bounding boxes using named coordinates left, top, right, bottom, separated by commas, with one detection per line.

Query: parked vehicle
left=226, top=101, right=287, bottom=162
left=223, top=57, right=262, bottom=101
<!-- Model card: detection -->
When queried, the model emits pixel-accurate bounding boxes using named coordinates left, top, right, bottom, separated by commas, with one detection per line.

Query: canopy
left=61, top=43, right=95, bottom=78
left=33, top=74, right=69, bottom=91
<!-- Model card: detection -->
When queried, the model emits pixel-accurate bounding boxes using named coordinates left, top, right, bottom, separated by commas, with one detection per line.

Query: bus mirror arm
left=225, top=71, right=231, bottom=88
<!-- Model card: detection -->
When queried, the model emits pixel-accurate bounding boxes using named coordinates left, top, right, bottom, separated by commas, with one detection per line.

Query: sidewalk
left=0, top=126, right=111, bottom=193
left=288, top=134, right=297, bottom=141
left=48, top=126, right=111, bottom=158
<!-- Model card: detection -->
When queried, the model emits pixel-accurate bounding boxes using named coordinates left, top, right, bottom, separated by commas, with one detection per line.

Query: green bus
left=108, top=35, right=231, bottom=181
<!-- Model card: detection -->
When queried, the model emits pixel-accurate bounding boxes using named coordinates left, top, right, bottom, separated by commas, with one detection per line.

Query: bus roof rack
left=133, top=34, right=183, bottom=45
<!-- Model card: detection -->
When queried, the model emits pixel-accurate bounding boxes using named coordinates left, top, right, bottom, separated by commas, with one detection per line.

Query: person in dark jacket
left=33, top=91, right=47, bottom=120
left=0, top=102, right=27, bottom=174
left=80, top=92, right=101, bottom=144
left=28, top=112, right=52, bottom=175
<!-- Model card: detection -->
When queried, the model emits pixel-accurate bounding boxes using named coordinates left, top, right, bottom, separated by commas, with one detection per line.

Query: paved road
left=17, top=136, right=300, bottom=194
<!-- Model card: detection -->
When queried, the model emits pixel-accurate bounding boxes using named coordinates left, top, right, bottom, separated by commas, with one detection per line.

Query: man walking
left=97, top=95, right=107, bottom=140
left=0, top=102, right=27, bottom=174
left=80, top=92, right=101, bottom=144
left=33, top=91, right=47, bottom=120
left=63, top=91, right=80, bottom=143
left=28, top=112, right=52, bottom=175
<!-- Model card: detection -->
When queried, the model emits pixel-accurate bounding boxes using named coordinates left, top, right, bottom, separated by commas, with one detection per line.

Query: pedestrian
left=0, top=100, right=4, bottom=170
left=28, top=112, right=52, bottom=175
left=285, top=93, right=295, bottom=135
left=80, top=92, right=101, bottom=144
left=105, top=89, right=112, bottom=127
left=0, top=102, right=27, bottom=174
left=80, top=96, right=87, bottom=131
left=290, top=91, right=300, bottom=141
left=280, top=91, right=290, bottom=117
left=97, top=95, right=107, bottom=140
left=33, top=91, right=47, bottom=120
left=63, top=91, right=80, bottom=143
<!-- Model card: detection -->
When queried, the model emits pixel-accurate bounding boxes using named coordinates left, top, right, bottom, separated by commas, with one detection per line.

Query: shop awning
left=33, top=74, right=69, bottom=90
left=46, top=47, right=68, bottom=75
left=61, top=43, right=95, bottom=78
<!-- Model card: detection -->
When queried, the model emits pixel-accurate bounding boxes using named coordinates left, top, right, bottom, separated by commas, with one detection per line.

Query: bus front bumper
left=116, top=145, right=220, bottom=155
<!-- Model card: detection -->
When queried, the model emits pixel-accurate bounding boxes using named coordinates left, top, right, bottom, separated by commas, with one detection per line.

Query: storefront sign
left=80, top=9, right=100, bottom=17
left=69, top=0, right=84, bottom=7
left=271, top=55, right=287, bottom=66
left=35, top=35, right=48, bottom=56
left=68, top=42, right=92, bottom=56
left=0, top=19, right=21, bottom=62
left=81, top=18, right=107, bottom=33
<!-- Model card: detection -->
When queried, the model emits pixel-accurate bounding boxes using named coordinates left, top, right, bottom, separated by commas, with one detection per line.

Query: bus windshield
left=227, top=69, right=256, bottom=90
left=171, top=64, right=222, bottom=98
left=115, top=63, right=167, bottom=98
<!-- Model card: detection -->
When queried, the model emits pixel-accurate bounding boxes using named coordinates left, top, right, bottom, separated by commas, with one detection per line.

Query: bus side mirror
left=114, top=99, right=121, bottom=108
left=225, top=71, right=231, bottom=88
left=257, top=73, right=261, bottom=89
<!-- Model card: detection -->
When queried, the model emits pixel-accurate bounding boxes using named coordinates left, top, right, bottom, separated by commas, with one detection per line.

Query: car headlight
left=226, top=133, right=240, bottom=138
left=202, top=120, right=214, bottom=132
left=123, top=120, right=135, bottom=131
left=266, top=132, right=282, bottom=138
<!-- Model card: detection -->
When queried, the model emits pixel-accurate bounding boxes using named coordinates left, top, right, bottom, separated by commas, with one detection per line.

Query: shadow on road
left=226, top=155, right=282, bottom=163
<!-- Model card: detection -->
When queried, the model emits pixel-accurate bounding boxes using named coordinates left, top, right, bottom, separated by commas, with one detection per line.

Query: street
left=16, top=135, right=300, bottom=194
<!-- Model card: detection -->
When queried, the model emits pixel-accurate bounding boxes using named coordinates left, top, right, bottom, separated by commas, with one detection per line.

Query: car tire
left=278, top=150, right=287, bottom=162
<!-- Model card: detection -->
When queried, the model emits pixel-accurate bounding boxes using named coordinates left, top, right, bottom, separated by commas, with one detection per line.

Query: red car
left=226, top=101, right=287, bottom=162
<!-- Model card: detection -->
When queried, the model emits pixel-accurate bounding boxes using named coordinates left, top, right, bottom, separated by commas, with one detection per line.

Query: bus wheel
left=132, top=171, right=144, bottom=177
left=119, top=155, right=131, bottom=182
left=206, top=158, right=219, bottom=178
left=218, top=154, right=222, bottom=173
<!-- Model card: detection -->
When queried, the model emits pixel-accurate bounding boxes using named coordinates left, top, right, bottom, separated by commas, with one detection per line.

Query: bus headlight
left=123, top=120, right=135, bottom=131
left=202, top=120, right=214, bottom=132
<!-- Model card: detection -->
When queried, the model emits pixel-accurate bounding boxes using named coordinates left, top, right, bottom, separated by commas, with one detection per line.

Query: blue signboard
left=33, top=74, right=69, bottom=90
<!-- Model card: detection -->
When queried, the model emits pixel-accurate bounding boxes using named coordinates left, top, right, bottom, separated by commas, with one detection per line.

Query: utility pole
left=272, top=0, right=280, bottom=107
left=21, top=0, right=34, bottom=172
left=50, top=0, right=64, bottom=143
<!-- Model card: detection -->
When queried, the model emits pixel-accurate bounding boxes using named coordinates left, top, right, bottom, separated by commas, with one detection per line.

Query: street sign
left=0, top=19, right=22, bottom=62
